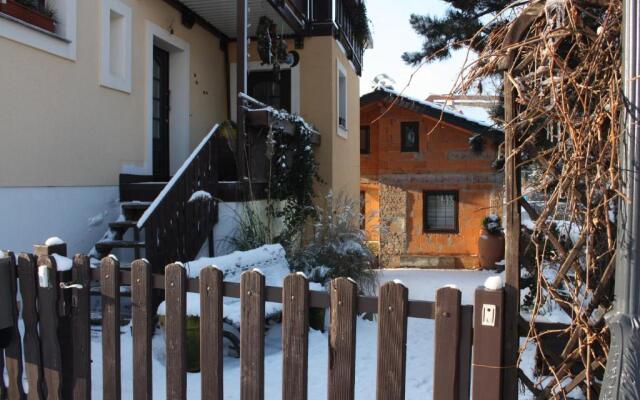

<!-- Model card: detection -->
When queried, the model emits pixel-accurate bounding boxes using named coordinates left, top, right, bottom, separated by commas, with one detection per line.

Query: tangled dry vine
left=453, top=0, right=623, bottom=397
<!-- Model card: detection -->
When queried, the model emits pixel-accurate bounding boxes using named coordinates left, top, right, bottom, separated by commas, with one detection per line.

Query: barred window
left=423, top=191, right=458, bottom=232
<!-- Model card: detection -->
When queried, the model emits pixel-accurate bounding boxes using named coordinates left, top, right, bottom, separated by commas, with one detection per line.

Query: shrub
left=290, top=192, right=378, bottom=294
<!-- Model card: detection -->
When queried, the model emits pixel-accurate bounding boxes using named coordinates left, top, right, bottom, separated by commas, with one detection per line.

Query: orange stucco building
left=360, top=89, right=504, bottom=269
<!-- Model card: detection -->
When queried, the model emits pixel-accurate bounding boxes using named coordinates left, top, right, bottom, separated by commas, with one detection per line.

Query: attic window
left=401, top=121, right=419, bottom=152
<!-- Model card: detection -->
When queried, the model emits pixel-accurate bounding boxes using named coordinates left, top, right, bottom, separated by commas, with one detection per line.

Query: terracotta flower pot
left=477, top=228, right=505, bottom=269
left=0, top=0, right=55, bottom=32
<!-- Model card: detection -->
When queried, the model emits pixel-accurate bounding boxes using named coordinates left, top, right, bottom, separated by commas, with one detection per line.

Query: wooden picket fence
left=0, top=243, right=506, bottom=400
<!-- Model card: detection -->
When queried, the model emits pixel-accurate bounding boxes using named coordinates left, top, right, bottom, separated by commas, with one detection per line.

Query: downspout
left=600, top=0, right=640, bottom=398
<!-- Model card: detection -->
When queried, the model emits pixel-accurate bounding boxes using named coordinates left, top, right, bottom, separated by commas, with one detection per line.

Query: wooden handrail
left=138, top=124, right=221, bottom=273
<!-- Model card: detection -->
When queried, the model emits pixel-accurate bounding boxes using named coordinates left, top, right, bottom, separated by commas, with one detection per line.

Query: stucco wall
left=360, top=101, right=503, bottom=269
left=0, top=0, right=227, bottom=187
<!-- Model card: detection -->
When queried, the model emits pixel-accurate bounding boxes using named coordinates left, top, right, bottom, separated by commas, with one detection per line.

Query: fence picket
left=472, top=287, right=504, bottom=400
left=433, top=287, right=462, bottom=400
left=200, top=267, right=223, bottom=400
left=457, top=306, right=473, bottom=400
left=71, top=255, right=91, bottom=400
left=34, top=243, right=73, bottom=399
left=165, top=264, right=187, bottom=400
left=37, top=255, right=63, bottom=400
left=282, top=273, right=309, bottom=400
left=18, top=254, right=44, bottom=400
left=240, top=270, right=265, bottom=400
left=328, top=278, right=357, bottom=400
left=131, top=259, right=152, bottom=400
left=0, top=350, right=6, bottom=400
left=101, top=256, right=121, bottom=400
left=376, top=281, right=408, bottom=400
left=3, top=253, right=25, bottom=400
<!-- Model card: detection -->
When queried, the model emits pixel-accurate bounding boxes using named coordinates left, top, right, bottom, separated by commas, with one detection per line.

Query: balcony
left=310, top=0, right=367, bottom=75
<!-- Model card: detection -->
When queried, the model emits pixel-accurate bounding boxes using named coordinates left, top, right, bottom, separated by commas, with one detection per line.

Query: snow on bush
left=157, top=244, right=296, bottom=324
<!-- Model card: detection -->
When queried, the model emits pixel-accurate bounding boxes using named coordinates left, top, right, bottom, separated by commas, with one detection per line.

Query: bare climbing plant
left=387, top=0, right=623, bottom=397
left=457, top=0, right=622, bottom=397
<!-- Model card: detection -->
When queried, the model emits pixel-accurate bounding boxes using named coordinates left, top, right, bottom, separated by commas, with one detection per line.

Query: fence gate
left=0, top=242, right=506, bottom=400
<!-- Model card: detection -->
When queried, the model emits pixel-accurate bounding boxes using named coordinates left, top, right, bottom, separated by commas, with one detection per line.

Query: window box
left=0, top=0, right=55, bottom=32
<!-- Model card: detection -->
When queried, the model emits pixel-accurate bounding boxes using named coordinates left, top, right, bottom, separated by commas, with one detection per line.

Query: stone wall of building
left=379, top=183, right=407, bottom=267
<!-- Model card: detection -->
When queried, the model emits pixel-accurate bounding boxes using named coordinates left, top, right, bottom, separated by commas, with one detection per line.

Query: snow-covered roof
left=361, top=88, right=503, bottom=137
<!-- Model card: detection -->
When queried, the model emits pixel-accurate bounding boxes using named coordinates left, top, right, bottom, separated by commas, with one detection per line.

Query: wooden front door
left=248, top=69, right=291, bottom=111
left=153, top=46, right=170, bottom=179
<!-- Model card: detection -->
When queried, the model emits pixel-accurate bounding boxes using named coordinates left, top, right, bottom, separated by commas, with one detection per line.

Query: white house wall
left=0, top=186, right=120, bottom=254
left=0, top=0, right=227, bottom=187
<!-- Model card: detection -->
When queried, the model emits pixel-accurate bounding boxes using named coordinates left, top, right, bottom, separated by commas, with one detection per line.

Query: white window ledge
left=0, top=0, right=77, bottom=61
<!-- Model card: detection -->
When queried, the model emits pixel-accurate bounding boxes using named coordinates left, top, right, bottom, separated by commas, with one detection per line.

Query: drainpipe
left=600, top=0, right=640, bottom=398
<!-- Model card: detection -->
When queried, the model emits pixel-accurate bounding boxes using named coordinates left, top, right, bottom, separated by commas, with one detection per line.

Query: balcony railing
left=309, top=0, right=366, bottom=75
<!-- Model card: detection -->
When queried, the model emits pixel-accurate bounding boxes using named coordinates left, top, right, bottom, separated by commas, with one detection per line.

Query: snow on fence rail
left=0, top=244, right=506, bottom=400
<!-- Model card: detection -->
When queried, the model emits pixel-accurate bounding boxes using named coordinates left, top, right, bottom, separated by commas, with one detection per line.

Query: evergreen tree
left=402, top=0, right=509, bottom=65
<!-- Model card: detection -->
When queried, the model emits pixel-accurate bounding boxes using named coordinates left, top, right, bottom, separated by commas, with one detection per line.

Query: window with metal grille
left=423, top=191, right=458, bottom=233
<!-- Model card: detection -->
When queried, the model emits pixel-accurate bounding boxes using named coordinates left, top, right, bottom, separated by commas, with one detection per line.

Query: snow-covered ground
left=89, top=269, right=499, bottom=399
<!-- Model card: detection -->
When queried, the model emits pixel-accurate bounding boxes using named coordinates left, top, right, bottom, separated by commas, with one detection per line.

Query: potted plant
left=0, top=0, right=56, bottom=33
left=477, top=215, right=505, bottom=269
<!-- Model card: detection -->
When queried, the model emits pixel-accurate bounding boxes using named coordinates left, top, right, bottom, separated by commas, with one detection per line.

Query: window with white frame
left=100, top=0, right=132, bottom=93
left=0, top=0, right=77, bottom=60
left=337, top=60, right=348, bottom=136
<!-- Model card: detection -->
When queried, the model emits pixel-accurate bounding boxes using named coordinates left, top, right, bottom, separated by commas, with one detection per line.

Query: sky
left=361, top=0, right=475, bottom=99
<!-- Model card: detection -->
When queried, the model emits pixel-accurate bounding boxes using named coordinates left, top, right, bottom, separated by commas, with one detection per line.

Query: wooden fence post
left=200, top=266, right=223, bottom=400
left=165, top=263, right=187, bottom=400
left=2, top=252, right=26, bottom=400
left=282, top=273, right=309, bottom=400
left=472, top=284, right=505, bottom=400
left=433, top=286, right=462, bottom=400
left=36, top=255, right=63, bottom=400
left=132, top=259, right=152, bottom=400
left=376, top=281, right=408, bottom=400
left=240, top=270, right=265, bottom=400
left=101, top=256, right=121, bottom=400
left=34, top=241, right=74, bottom=399
left=71, top=255, right=91, bottom=400
left=18, top=253, right=44, bottom=400
left=328, top=277, right=357, bottom=400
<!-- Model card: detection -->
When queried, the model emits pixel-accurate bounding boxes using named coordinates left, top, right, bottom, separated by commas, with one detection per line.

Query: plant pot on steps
left=159, top=315, right=201, bottom=372
left=0, top=0, right=55, bottom=32
left=477, top=228, right=505, bottom=269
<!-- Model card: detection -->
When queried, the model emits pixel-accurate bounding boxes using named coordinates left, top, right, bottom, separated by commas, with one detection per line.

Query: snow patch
left=108, top=254, right=118, bottom=261
left=484, top=275, right=504, bottom=290
left=45, top=236, right=65, bottom=246
left=443, top=284, right=459, bottom=290
left=52, top=254, right=73, bottom=272
left=392, top=279, right=404, bottom=285
left=188, top=190, right=212, bottom=203
left=157, top=244, right=290, bottom=325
